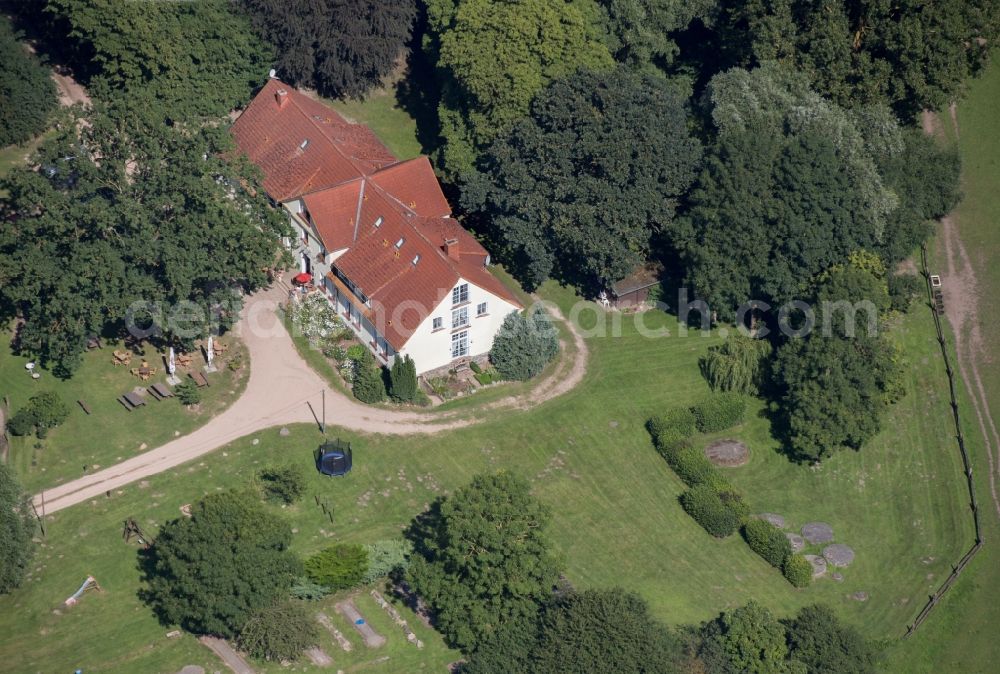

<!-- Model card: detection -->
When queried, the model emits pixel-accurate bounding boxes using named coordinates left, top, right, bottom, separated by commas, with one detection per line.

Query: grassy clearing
left=0, top=333, right=249, bottom=493
left=0, top=278, right=972, bottom=670
left=882, top=55, right=1000, bottom=671
left=0, top=130, right=53, bottom=198
left=322, top=88, right=423, bottom=161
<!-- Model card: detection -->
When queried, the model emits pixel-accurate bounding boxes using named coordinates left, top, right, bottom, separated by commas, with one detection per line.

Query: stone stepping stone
left=759, top=513, right=786, bottom=529
left=786, top=533, right=805, bottom=552
left=852, top=591, right=869, bottom=602
left=823, top=543, right=855, bottom=568
left=178, top=667, right=205, bottom=674
left=803, top=554, right=828, bottom=577
left=801, top=522, right=834, bottom=545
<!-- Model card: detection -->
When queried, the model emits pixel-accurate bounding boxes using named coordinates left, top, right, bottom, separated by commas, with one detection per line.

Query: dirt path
left=33, top=285, right=589, bottom=514
left=926, top=110, right=1000, bottom=520
left=198, top=636, right=254, bottom=674
left=52, top=69, right=90, bottom=108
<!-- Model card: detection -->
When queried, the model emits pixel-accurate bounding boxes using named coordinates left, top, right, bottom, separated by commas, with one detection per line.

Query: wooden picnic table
left=119, top=391, right=146, bottom=411
left=113, top=350, right=132, bottom=366
left=189, top=371, right=209, bottom=387
left=176, top=353, right=194, bottom=367
left=150, top=382, right=173, bottom=399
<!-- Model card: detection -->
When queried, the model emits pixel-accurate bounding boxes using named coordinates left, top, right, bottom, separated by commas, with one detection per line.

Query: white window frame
left=452, top=283, right=469, bottom=306
left=476, top=301, right=488, bottom=317
left=451, top=331, right=469, bottom=358
left=452, top=306, right=469, bottom=329
left=432, top=317, right=443, bottom=331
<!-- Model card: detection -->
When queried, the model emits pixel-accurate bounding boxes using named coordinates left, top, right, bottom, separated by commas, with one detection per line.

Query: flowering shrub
left=291, top=293, right=347, bottom=344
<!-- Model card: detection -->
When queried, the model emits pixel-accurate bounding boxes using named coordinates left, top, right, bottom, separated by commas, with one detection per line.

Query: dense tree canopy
left=0, top=103, right=288, bottom=375
left=699, top=601, right=803, bottom=673
left=405, top=471, right=561, bottom=652
left=426, top=0, right=613, bottom=179
left=0, top=18, right=57, bottom=147
left=677, top=63, right=909, bottom=317
left=772, top=264, right=902, bottom=462
left=234, top=0, right=417, bottom=98
left=465, top=66, right=700, bottom=291
left=46, top=0, right=269, bottom=120
left=0, top=463, right=35, bottom=594
left=714, top=0, right=1000, bottom=117
left=785, top=604, right=876, bottom=674
left=141, top=491, right=300, bottom=637
left=597, top=0, right=713, bottom=70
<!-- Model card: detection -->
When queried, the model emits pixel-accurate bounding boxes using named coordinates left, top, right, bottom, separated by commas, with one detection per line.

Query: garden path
left=33, top=284, right=588, bottom=513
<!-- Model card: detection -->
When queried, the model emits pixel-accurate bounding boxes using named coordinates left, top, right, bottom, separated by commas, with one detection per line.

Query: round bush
left=5, top=407, right=37, bottom=437
left=236, top=601, right=319, bottom=661
left=489, top=307, right=559, bottom=381
left=668, top=446, right=730, bottom=490
left=304, top=543, right=368, bottom=590
left=691, top=392, right=747, bottom=433
left=680, top=485, right=741, bottom=538
left=783, top=554, right=813, bottom=588
left=743, top=519, right=792, bottom=568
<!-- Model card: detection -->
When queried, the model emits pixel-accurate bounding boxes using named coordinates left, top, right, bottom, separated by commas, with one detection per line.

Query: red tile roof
left=232, top=80, right=523, bottom=350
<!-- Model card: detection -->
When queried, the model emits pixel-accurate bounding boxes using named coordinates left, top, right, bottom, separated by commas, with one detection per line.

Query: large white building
left=232, top=79, right=522, bottom=374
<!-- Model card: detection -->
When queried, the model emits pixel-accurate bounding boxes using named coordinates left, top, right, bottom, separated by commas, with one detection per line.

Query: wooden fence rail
left=903, top=245, right=984, bottom=638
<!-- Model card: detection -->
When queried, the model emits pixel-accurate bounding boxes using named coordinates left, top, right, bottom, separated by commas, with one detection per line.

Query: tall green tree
left=785, top=604, right=876, bottom=674
left=46, top=0, right=269, bottom=120
left=405, top=471, right=561, bottom=652
left=234, top=0, right=418, bottom=99
left=389, top=354, right=418, bottom=402
left=677, top=63, right=903, bottom=318
left=700, top=333, right=772, bottom=394
left=597, top=0, right=714, bottom=70
left=0, top=103, right=287, bottom=375
left=489, top=307, right=559, bottom=381
left=699, top=601, right=804, bottom=674
left=141, top=491, right=300, bottom=637
left=465, top=66, right=701, bottom=290
left=532, top=589, right=686, bottom=673
left=427, top=0, right=613, bottom=179
left=715, top=0, right=1000, bottom=116
left=0, top=463, right=35, bottom=594
left=0, top=17, right=58, bottom=147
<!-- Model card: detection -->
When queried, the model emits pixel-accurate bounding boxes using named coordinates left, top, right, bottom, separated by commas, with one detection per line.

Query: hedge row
left=648, top=394, right=810, bottom=587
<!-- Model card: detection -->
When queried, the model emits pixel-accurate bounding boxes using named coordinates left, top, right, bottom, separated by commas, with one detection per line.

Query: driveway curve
left=34, top=284, right=588, bottom=513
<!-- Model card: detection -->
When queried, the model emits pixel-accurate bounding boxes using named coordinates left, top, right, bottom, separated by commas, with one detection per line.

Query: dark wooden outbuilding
left=610, top=263, right=664, bottom=309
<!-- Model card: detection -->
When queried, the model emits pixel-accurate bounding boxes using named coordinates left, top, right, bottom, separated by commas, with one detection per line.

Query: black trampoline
left=315, top=438, right=353, bottom=477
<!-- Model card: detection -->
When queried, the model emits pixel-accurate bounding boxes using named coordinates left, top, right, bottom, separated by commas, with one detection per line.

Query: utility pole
left=321, top=389, right=326, bottom=435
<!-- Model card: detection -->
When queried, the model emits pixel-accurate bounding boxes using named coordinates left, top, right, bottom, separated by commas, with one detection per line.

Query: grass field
left=0, top=334, right=249, bottom=493
left=0, top=276, right=974, bottom=671
left=881, top=56, right=1000, bottom=672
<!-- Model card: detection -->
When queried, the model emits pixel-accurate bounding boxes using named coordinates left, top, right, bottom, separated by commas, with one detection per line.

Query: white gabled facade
left=399, top=278, right=520, bottom=375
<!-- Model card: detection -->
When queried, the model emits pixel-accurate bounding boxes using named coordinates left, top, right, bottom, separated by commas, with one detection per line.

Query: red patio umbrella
left=292, top=272, right=312, bottom=285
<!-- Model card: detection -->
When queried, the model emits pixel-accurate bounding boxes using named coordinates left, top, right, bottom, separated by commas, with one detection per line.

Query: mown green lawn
left=0, top=278, right=972, bottom=671
left=0, top=333, right=249, bottom=493
left=882, top=54, right=1000, bottom=672
left=323, top=88, right=423, bottom=161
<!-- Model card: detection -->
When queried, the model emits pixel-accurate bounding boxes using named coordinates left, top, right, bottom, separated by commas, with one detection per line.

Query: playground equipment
left=122, top=517, right=150, bottom=548
left=315, top=438, right=353, bottom=477
left=64, top=575, right=101, bottom=607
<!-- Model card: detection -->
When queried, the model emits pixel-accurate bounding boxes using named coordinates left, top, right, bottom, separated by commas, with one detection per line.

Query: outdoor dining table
left=123, top=391, right=145, bottom=408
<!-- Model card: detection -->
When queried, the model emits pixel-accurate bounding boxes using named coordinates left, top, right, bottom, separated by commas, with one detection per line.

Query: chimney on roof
left=444, top=238, right=460, bottom=261
left=275, top=88, right=289, bottom=109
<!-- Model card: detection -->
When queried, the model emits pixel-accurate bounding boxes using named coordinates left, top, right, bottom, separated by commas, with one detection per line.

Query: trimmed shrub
left=489, top=307, right=559, bottom=381
left=389, top=354, right=418, bottom=403
left=345, top=344, right=367, bottom=361
left=304, top=543, right=368, bottom=590
left=362, top=538, right=414, bottom=584
left=717, top=487, right=751, bottom=522
left=668, top=446, right=730, bottom=490
left=256, top=465, right=306, bottom=504
left=289, top=577, right=331, bottom=600
left=5, top=407, right=37, bottom=437
left=647, top=407, right=696, bottom=448
left=469, top=360, right=483, bottom=374
left=680, top=485, right=741, bottom=538
left=742, top=519, right=792, bottom=568
left=352, top=350, right=387, bottom=403
left=176, top=380, right=202, bottom=405
left=236, top=600, right=319, bottom=661
left=691, top=392, right=746, bottom=433
left=783, top=554, right=813, bottom=588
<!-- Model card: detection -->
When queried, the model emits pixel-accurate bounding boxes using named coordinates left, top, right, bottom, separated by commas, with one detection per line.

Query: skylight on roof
left=300, top=139, right=310, bottom=150
left=394, top=237, right=405, bottom=249
left=412, top=254, right=421, bottom=266
left=374, top=216, right=383, bottom=228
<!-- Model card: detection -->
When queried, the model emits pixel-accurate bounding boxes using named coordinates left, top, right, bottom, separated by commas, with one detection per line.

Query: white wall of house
left=281, top=200, right=332, bottom=281
left=400, top=278, right=520, bottom=375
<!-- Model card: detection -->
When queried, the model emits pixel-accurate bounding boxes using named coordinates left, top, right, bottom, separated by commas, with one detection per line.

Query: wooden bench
left=189, top=371, right=209, bottom=387
left=150, top=382, right=173, bottom=399
left=77, top=399, right=92, bottom=415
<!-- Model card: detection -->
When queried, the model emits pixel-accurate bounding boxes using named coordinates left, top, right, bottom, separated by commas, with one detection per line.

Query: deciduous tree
left=465, top=66, right=701, bottom=290
left=0, top=463, right=35, bottom=594
left=141, top=491, right=300, bottom=637
left=785, top=604, right=875, bottom=674
left=405, top=471, right=561, bottom=652
left=0, top=18, right=57, bottom=146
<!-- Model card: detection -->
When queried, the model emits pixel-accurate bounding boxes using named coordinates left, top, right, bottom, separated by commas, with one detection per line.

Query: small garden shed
left=611, top=262, right=664, bottom=309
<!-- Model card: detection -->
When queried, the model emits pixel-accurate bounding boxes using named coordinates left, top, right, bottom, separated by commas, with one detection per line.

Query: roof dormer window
left=374, top=216, right=383, bottom=228
left=412, top=254, right=421, bottom=266
left=300, top=139, right=310, bottom=150
left=394, top=237, right=405, bottom=249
